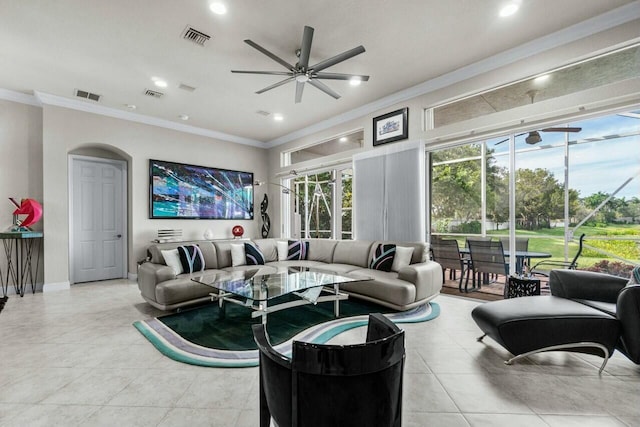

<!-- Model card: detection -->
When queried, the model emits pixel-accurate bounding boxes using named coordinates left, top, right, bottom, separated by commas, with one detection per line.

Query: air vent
left=178, top=83, right=196, bottom=92
left=75, top=89, right=101, bottom=102
left=182, top=26, right=211, bottom=46
left=144, top=89, right=164, bottom=98
left=256, top=110, right=271, bottom=117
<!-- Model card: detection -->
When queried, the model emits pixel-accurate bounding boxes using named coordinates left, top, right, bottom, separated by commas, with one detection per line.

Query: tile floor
left=0, top=279, right=639, bottom=427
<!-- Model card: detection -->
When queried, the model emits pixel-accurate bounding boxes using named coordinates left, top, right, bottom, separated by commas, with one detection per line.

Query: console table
left=0, top=231, right=43, bottom=297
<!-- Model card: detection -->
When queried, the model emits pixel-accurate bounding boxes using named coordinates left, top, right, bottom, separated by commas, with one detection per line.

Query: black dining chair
left=431, top=237, right=469, bottom=292
left=252, top=313, right=405, bottom=427
left=466, top=239, right=509, bottom=291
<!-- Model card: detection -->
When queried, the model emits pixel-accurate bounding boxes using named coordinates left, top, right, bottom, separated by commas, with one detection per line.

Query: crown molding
left=0, top=88, right=41, bottom=107
left=30, top=91, right=265, bottom=148
left=265, top=1, right=640, bottom=148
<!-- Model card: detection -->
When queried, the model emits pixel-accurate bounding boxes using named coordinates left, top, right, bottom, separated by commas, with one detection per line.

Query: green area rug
left=134, top=297, right=440, bottom=368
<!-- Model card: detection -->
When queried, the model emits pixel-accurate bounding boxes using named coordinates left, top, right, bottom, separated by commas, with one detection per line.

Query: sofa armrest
left=549, top=269, right=627, bottom=303
left=398, top=261, right=443, bottom=301
left=138, top=262, right=176, bottom=302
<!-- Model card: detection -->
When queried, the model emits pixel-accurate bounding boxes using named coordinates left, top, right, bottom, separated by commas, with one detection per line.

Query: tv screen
left=149, top=159, right=254, bottom=219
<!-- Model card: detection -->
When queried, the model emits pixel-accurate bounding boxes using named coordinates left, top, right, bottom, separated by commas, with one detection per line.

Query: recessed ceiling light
left=349, top=77, right=362, bottom=86
left=125, top=104, right=136, bottom=110
left=209, top=2, right=227, bottom=15
left=273, top=114, right=283, bottom=121
left=179, top=114, right=189, bottom=121
left=153, top=79, right=168, bottom=88
left=339, top=137, right=348, bottom=142
left=499, top=3, right=519, bottom=17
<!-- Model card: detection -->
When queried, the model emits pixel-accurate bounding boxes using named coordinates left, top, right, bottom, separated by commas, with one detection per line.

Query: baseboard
left=43, top=281, right=71, bottom=293
left=128, top=272, right=138, bottom=281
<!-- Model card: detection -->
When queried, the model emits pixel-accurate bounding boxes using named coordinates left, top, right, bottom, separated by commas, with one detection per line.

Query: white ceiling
left=0, top=0, right=635, bottom=144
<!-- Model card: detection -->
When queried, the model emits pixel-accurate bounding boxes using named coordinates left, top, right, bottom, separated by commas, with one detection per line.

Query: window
left=283, top=130, right=364, bottom=166
left=430, top=109, right=640, bottom=276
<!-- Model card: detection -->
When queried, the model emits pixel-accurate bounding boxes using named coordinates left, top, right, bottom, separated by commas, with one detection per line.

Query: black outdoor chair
left=531, top=233, right=586, bottom=277
left=499, top=237, right=529, bottom=251
left=431, top=237, right=469, bottom=292
left=466, top=239, right=509, bottom=292
left=252, top=313, right=405, bottom=427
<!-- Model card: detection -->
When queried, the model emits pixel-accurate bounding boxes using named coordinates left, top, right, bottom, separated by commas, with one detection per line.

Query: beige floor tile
left=540, top=414, right=629, bottom=426
left=0, top=367, right=90, bottom=404
left=464, top=413, right=548, bottom=427
left=403, top=412, right=470, bottom=427
left=158, top=408, right=240, bottom=427
left=175, top=369, right=257, bottom=410
left=82, top=405, right=171, bottom=427
left=107, top=369, right=197, bottom=407
left=403, top=373, right=459, bottom=413
left=0, top=404, right=99, bottom=427
left=41, top=369, right=139, bottom=405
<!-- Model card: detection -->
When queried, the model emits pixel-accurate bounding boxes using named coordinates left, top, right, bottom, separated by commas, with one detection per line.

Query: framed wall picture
left=373, top=108, right=408, bottom=146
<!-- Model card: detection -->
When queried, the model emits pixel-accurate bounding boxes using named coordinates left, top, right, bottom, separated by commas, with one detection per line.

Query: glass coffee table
left=191, top=267, right=369, bottom=324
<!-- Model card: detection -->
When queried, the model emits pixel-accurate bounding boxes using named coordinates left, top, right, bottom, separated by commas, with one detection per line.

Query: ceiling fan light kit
left=231, top=26, right=369, bottom=103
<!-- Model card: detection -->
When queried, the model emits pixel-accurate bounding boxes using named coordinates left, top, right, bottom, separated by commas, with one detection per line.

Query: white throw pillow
left=276, top=241, right=288, bottom=261
left=231, top=243, right=246, bottom=267
left=391, top=246, right=414, bottom=272
left=161, top=249, right=183, bottom=275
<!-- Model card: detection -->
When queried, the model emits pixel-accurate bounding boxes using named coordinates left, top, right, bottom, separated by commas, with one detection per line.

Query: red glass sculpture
left=232, top=225, right=244, bottom=238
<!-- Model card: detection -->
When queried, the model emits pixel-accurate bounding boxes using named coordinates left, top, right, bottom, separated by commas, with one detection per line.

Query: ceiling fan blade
left=313, top=72, right=370, bottom=81
left=298, top=26, right=314, bottom=69
left=295, top=81, right=305, bottom=103
left=255, top=76, right=295, bottom=94
left=494, top=133, right=526, bottom=146
left=540, top=127, right=582, bottom=133
left=231, top=70, right=293, bottom=76
left=308, top=79, right=340, bottom=99
left=310, top=45, right=366, bottom=73
left=244, top=39, right=295, bottom=70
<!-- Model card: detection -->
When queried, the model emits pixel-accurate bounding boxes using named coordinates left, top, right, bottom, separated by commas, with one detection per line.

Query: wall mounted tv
left=149, top=159, right=254, bottom=220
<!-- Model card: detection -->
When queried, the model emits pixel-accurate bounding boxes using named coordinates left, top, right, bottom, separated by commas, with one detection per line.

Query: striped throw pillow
left=287, top=240, right=309, bottom=260
left=369, top=244, right=396, bottom=272
left=177, top=245, right=205, bottom=274
left=245, top=243, right=265, bottom=265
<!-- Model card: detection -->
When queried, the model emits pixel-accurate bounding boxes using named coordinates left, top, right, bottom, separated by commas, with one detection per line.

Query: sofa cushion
left=245, top=243, right=265, bottom=265
left=287, top=240, right=309, bottom=260
left=370, top=241, right=427, bottom=265
left=254, top=239, right=279, bottom=263
left=306, top=239, right=338, bottom=263
left=333, top=240, right=373, bottom=268
left=177, top=245, right=205, bottom=273
left=391, top=246, right=414, bottom=272
left=231, top=243, right=246, bottom=266
left=214, top=240, right=250, bottom=268
left=369, top=244, right=396, bottom=272
left=161, top=248, right=183, bottom=275
left=341, top=268, right=416, bottom=307
left=149, top=241, right=218, bottom=269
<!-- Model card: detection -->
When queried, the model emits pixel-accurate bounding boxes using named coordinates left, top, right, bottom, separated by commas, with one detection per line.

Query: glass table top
left=191, top=267, right=364, bottom=301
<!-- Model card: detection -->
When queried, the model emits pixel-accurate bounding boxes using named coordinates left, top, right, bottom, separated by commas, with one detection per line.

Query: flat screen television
left=149, top=159, right=254, bottom=219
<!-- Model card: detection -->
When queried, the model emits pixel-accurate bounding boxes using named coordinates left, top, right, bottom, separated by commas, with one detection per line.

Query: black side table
left=0, top=231, right=43, bottom=297
left=504, top=276, right=541, bottom=299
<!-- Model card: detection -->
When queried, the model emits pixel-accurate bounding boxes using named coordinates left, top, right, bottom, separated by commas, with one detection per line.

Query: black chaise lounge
left=472, top=269, right=640, bottom=373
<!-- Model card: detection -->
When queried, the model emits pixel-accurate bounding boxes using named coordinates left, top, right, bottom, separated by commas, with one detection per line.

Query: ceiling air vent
left=182, top=26, right=211, bottom=46
left=256, top=110, right=271, bottom=117
left=144, top=89, right=164, bottom=98
left=75, top=89, right=101, bottom=102
left=178, top=83, right=196, bottom=92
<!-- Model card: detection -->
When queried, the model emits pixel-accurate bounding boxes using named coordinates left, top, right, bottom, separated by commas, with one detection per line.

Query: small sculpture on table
left=232, top=225, right=244, bottom=239
left=261, top=194, right=270, bottom=238
left=9, top=198, right=42, bottom=231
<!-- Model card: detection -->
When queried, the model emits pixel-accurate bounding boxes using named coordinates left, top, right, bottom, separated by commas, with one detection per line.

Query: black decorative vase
left=261, top=194, right=270, bottom=238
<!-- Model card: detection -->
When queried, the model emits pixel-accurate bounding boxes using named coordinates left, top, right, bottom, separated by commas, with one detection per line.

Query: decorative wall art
left=261, top=194, right=271, bottom=238
left=149, top=159, right=254, bottom=220
left=373, top=108, right=409, bottom=146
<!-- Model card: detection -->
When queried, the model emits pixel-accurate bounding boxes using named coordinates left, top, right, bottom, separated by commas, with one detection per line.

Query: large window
left=430, top=109, right=640, bottom=275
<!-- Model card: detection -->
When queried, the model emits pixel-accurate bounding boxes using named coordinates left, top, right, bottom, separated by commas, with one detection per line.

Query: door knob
left=116, top=234, right=122, bottom=238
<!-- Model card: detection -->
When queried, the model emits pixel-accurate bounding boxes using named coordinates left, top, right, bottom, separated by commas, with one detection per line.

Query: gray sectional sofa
left=137, top=238, right=443, bottom=312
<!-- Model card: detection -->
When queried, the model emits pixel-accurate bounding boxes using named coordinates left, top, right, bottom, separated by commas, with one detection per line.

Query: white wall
left=42, top=106, right=268, bottom=286
left=0, top=99, right=44, bottom=291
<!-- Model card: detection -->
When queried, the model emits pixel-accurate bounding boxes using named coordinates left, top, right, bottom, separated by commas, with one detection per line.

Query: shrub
left=583, top=260, right=635, bottom=278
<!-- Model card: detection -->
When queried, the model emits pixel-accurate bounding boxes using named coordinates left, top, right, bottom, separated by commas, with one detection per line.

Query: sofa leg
left=477, top=333, right=487, bottom=342
left=503, top=342, right=610, bottom=374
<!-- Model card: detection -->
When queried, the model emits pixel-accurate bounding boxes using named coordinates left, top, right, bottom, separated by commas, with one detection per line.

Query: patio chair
left=431, top=238, right=469, bottom=292
left=499, top=237, right=529, bottom=251
left=531, top=234, right=586, bottom=277
left=466, top=239, right=509, bottom=292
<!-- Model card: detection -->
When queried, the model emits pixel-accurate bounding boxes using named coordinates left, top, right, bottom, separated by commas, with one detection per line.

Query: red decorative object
left=232, top=225, right=244, bottom=238
left=12, top=198, right=43, bottom=229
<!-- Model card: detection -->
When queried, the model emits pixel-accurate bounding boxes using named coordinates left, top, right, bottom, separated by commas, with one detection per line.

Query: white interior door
left=71, top=157, right=126, bottom=283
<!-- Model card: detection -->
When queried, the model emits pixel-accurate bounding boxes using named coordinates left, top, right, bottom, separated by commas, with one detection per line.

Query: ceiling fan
left=494, top=127, right=582, bottom=146
left=231, top=26, right=369, bottom=103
